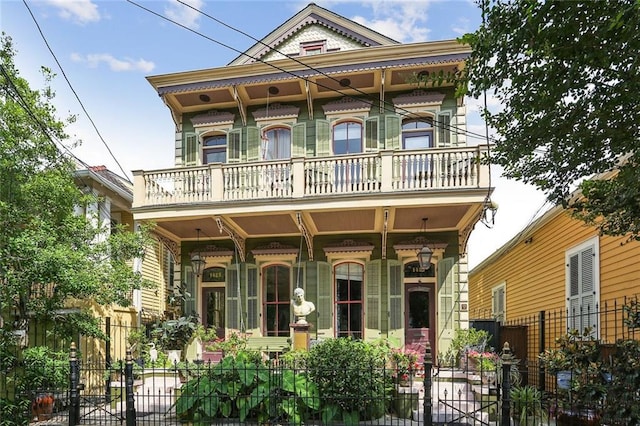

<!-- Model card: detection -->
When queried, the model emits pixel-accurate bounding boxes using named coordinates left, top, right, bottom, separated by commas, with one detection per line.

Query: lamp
left=417, top=218, right=433, bottom=270
left=190, top=228, right=206, bottom=276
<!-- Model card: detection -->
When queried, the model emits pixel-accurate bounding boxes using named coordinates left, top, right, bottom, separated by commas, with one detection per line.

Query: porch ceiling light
left=417, top=218, right=433, bottom=270
left=190, top=228, right=206, bottom=277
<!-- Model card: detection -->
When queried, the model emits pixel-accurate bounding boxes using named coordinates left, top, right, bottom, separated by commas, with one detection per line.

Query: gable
left=229, top=3, right=398, bottom=66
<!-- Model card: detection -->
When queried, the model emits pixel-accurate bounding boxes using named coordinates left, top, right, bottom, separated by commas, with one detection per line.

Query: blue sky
left=2, top=0, right=549, bottom=268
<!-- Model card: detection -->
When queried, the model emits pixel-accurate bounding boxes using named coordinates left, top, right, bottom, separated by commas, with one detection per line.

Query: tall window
left=263, top=264, right=291, bottom=336
left=335, top=262, right=363, bottom=339
left=333, top=121, right=362, bottom=155
left=566, top=237, right=600, bottom=335
left=402, top=118, right=433, bottom=149
left=203, top=134, right=226, bottom=164
left=262, top=127, right=291, bottom=160
left=492, top=283, right=506, bottom=323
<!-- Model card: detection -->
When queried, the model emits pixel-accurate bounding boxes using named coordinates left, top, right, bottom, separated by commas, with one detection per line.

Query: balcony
left=133, top=146, right=490, bottom=209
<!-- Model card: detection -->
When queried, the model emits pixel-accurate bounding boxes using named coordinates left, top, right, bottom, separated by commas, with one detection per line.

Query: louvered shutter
left=246, top=264, right=258, bottom=331
left=226, top=265, right=240, bottom=330
left=184, top=132, right=198, bottom=166
left=492, top=286, right=505, bottom=322
left=437, top=113, right=451, bottom=147
left=365, top=117, right=379, bottom=152
left=385, top=115, right=401, bottom=150
left=388, top=260, right=403, bottom=342
left=183, top=265, right=196, bottom=315
left=246, top=126, right=260, bottom=161
left=316, top=261, right=332, bottom=331
left=316, top=120, right=330, bottom=157
left=365, top=260, right=381, bottom=340
left=292, top=123, right=307, bottom=157
left=437, top=258, right=456, bottom=351
left=567, top=246, right=597, bottom=334
left=228, top=129, right=242, bottom=163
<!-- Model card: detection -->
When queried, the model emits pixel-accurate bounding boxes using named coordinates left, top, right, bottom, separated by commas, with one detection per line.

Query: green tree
left=461, top=0, right=640, bottom=240
left=0, top=33, right=151, bottom=338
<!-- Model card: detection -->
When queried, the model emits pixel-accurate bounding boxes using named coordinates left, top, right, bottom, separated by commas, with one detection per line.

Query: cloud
left=164, top=0, right=204, bottom=30
left=71, top=53, right=155, bottom=73
left=350, top=1, right=431, bottom=43
left=45, top=0, right=100, bottom=24
left=451, top=17, right=471, bottom=35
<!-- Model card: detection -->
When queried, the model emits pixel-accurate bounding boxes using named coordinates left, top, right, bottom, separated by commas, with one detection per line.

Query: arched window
left=203, top=134, right=227, bottom=164
left=402, top=118, right=433, bottom=149
left=335, top=262, right=364, bottom=339
left=263, top=264, right=291, bottom=336
left=262, top=127, right=291, bottom=160
left=333, top=121, right=362, bottom=155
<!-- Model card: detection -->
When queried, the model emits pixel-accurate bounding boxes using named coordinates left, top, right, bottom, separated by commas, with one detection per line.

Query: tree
left=461, top=0, right=640, bottom=240
left=0, top=33, right=151, bottom=339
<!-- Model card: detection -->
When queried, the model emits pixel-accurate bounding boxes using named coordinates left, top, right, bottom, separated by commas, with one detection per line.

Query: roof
left=74, top=165, right=133, bottom=204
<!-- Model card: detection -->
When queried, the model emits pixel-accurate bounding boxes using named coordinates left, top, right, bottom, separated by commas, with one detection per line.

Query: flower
left=466, top=349, right=499, bottom=371
left=390, top=348, right=420, bottom=381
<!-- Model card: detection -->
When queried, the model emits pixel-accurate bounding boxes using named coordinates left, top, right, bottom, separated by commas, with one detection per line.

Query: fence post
left=105, top=317, right=111, bottom=403
left=423, top=340, right=433, bottom=426
left=500, top=342, right=516, bottom=426
left=538, top=310, right=546, bottom=391
left=68, top=342, right=79, bottom=426
left=125, top=349, right=136, bottom=426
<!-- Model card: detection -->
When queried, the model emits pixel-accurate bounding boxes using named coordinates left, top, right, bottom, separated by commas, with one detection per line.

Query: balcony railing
left=132, top=146, right=489, bottom=208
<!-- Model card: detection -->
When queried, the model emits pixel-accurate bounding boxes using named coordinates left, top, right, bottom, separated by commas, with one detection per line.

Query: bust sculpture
left=292, top=287, right=315, bottom=324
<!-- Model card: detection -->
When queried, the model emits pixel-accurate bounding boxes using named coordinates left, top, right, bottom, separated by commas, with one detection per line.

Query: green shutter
left=317, top=261, right=332, bottom=331
left=385, top=115, right=401, bottom=150
left=246, top=264, right=258, bottom=330
left=246, top=126, right=260, bottom=161
left=388, top=261, right=403, bottom=333
left=365, top=117, right=379, bottom=152
left=316, top=120, right=330, bottom=157
left=437, top=258, right=457, bottom=353
left=183, top=265, right=196, bottom=316
left=437, top=113, right=451, bottom=147
left=365, top=260, right=381, bottom=339
left=226, top=265, right=240, bottom=330
left=292, top=123, right=307, bottom=157
left=228, top=129, right=242, bottom=163
left=184, top=132, right=198, bottom=166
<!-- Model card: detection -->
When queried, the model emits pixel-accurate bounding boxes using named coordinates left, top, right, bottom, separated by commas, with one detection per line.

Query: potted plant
left=390, top=347, right=419, bottom=386
left=511, top=385, right=547, bottom=426
left=151, top=314, right=199, bottom=364
left=19, top=346, right=69, bottom=421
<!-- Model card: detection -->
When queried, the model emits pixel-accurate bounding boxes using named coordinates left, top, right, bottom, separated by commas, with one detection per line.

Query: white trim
left=491, top=282, right=506, bottom=322
left=565, top=235, right=600, bottom=335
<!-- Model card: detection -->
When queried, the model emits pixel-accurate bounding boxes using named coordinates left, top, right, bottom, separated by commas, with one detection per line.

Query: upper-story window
left=402, top=118, right=433, bottom=149
left=300, top=40, right=326, bottom=56
left=333, top=121, right=363, bottom=155
left=262, top=127, right=291, bottom=160
left=263, top=264, right=291, bottom=336
left=203, top=134, right=227, bottom=164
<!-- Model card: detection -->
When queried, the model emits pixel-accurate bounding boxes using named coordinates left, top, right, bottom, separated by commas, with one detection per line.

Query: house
left=131, top=3, right=492, bottom=358
left=75, top=165, right=175, bottom=358
left=468, top=202, right=640, bottom=365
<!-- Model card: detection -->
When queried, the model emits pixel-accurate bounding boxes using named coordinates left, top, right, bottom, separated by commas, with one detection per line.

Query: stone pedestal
left=291, top=323, right=310, bottom=351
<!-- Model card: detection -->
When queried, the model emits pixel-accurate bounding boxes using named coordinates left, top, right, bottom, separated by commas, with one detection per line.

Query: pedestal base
left=291, top=323, right=311, bottom=351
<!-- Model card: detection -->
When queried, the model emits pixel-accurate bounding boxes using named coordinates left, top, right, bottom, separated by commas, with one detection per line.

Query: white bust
left=292, top=287, right=315, bottom=324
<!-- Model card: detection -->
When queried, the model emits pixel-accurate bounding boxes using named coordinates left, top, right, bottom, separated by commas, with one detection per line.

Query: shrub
left=306, top=338, right=392, bottom=424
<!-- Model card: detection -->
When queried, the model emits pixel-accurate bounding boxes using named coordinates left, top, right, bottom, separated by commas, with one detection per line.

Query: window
left=262, top=127, right=291, bottom=160
left=566, top=237, right=599, bottom=334
left=402, top=118, right=433, bottom=149
left=492, top=283, right=506, bottom=323
left=263, top=264, right=291, bottom=336
left=333, top=121, right=362, bottom=155
left=203, top=134, right=227, bottom=164
left=335, top=262, right=364, bottom=339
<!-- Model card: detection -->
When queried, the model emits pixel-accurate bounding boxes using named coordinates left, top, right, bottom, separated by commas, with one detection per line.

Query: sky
left=1, top=0, right=550, bottom=269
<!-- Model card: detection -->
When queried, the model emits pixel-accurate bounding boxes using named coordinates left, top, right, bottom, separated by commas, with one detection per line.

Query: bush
left=603, top=339, right=640, bottom=425
left=306, top=338, right=392, bottom=424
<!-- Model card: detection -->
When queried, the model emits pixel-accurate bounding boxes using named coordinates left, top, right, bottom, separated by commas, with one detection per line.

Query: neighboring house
left=131, top=3, right=491, bottom=357
left=75, top=165, right=175, bottom=357
left=468, top=203, right=640, bottom=355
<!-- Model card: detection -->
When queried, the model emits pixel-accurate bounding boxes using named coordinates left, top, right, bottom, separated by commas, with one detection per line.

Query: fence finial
left=501, top=341, right=514, bottom=362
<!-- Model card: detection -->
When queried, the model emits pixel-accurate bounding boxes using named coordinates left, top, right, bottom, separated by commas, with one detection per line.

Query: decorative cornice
left=392, top=90, right=446, bottom=107
left=393, top=237, right=448, bottom=252
left=190, top=110, right=235, bottom=127
left=197, top=244, right=235, bottom=258
left=323, top=239, right=374, bottom=254
left=251, top=242, right=299, bottom=256
left=322, top=97, right=372, bottom=114
left=252, top=103, right=300, bottom=121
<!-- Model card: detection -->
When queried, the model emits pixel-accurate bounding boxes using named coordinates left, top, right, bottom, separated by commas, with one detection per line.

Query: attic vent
left=300, top=40, right=326, bottom=56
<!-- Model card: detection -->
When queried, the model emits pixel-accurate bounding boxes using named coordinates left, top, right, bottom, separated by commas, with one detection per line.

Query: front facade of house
left=132, top=4, right=491, bottom=357
left=469, top=205, right=640, bottom=346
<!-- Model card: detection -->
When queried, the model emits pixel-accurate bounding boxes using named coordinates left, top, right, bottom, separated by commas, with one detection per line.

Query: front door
left=404, top=284, right=436, bottom=362
left=202, top=287, right=225, bottom=339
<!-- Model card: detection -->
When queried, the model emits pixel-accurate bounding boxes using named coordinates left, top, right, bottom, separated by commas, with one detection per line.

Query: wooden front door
left=202, top=287, right=225, bottom=339
left=404, top=283, right=436, bottom=361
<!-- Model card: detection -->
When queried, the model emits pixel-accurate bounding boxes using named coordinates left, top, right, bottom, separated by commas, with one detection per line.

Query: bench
left=245, top=336, right=291, bottom=354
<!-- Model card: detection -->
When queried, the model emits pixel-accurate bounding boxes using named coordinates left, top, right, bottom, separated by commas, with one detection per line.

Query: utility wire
left=22, top=0, right=132, bottom=183
left=128, top=0, right=492, bottom=143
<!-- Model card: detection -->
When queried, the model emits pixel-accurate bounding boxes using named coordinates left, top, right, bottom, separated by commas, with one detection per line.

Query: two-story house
left=132, top=3, right=491, bottom=358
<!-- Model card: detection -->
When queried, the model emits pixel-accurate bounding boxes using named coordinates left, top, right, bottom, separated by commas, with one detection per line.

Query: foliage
left=390, top=348, right=419, bottom=381
left=203, top=331, right=247, bottom=355
left=460, top=0, right=640, bottom=240
left=18, top=346, right=69, bottom=393
left=622, top=298, right=640, bottom=329
left=443, top=327, right=492, bottom=367
left=0, top=33, right=153, bottom=340
left=0, top=397, right=30, bottom=426
left=306, top=337, right=391, bottom=424
left=174, top=352, right=320, bottom=425
left=602, top=339, right=640, bottom=425
left=151, top=314, right=199, bottom=351
left=510, top=385, right=547, bottom=425
left=468, top=349, right=498, bottom=371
